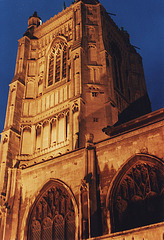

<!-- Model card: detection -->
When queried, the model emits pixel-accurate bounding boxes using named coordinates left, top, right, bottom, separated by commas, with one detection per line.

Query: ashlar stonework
left=0, top=1, right=163, bottom=240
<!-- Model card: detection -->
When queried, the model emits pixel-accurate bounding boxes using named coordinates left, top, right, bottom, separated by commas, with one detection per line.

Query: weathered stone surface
left=0, top=0, right=163, bottom=239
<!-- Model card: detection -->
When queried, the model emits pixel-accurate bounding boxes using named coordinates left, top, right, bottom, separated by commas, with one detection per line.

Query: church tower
left=1, top=1, right=162, bottom=240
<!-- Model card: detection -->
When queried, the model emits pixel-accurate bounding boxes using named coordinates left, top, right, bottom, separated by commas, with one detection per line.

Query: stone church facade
left=0, top=0, right=163, bottom=239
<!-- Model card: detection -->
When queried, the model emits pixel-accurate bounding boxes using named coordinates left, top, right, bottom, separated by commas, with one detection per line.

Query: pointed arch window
left=108, top=156, right=164, bottom=233
left=47, top=42, right=67, bottom=87
left=28, top=181, right=76, bottom=240
left=48, top=54, right=54, bottom=86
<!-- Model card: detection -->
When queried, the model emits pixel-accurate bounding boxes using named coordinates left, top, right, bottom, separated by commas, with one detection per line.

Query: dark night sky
left=0, top=0, right=164, bottom=136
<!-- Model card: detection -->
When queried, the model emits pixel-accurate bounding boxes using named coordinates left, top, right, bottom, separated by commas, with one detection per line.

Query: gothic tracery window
left=109, top=157, right=164, bottom=233
left=28, top=182, right=76, bottom=240
left=47, top=41, right=67, bottom=87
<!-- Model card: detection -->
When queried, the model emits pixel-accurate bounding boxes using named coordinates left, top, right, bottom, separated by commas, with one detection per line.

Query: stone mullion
left=52, top=52, right=55, bottom=85
left=48, top=120, right=51, bottom=148
left=47, top=55, right=50, bottom=87
left=54, top=53, right=56, bottom=83
left=66, top=47, right=69, bottom=83
left=69, top=108, right=73, bottom=150
left=60, top=49, right=63, bottom=81
left=64, top=113, right=67, bottom=142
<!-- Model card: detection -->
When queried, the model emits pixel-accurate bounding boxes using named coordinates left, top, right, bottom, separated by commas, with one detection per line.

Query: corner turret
left=28, top=11, right=41, bottom=28
left=24, top=11, right=41, bottom=38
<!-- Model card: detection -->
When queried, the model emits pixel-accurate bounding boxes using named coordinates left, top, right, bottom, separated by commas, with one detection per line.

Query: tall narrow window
left=66, top=113, right=69, bottom=140
left=68, top=64, right=71, bottom=81
left=21, top=128, right=32, bottom=154
left=50, top=120, right=57, bottom=146
left=58, top=115, right=65, bottom=143
left=42, top=121, right=49, bottom=149
left=55, top=51, right=61, bottom=83
left=62, top=45, right=67, bottom=79
left=36, top=126, right=41, bottom=151
left=48, top=54, right=54, bottom=86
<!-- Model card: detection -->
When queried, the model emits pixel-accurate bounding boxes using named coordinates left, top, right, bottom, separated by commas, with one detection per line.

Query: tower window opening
left=92, top=92, right=98, bottom=97
left=48, top=54, right=54, bottom=86
left=55, top=51, right=61, bottom=83
left=62, top=45, right=67, bottom=79
left=47, top=42, right=67, bottom=87
left=93, top=118, right=98, bottom=122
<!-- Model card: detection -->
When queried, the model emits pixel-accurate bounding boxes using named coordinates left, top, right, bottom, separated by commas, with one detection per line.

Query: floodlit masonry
left=0, top=0, right=163, bottom=239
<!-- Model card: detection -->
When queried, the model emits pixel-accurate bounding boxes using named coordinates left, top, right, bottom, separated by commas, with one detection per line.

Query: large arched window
left=27, top=181, right=76, bottom=240
left=47, top=41, right=67, bottom=87
left=108, top=155, right=164, bottom=233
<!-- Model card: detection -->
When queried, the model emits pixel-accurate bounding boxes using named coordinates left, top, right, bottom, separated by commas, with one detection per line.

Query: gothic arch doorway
left=107, top=154, right=164, bottom=233
left=27, top=180, right=78, bottom=240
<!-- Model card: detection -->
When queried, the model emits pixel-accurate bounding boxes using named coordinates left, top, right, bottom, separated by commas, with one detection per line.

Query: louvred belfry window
left=47, top=41, right=67, bottom=87
left=28, top=182, right=76, bottom=240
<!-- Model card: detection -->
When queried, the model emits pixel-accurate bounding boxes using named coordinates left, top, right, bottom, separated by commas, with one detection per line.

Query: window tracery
left=47, top=41, right=67, bottom=87
left=30, top=219, right=41, bottom=240
left=28, top=182, right=76, bottom=240
left=109, top=159, right=164, bottom=233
